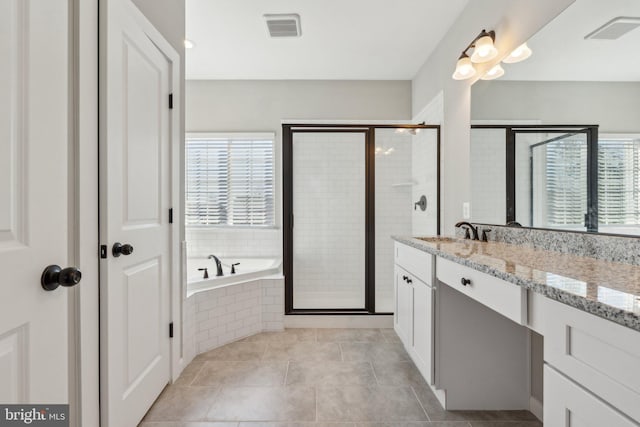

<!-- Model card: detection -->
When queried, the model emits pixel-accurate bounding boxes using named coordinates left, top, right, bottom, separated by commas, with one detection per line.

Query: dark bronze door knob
left=41, top=265, right=82, bottom=291
left=112, top=242, right=134, bottom=257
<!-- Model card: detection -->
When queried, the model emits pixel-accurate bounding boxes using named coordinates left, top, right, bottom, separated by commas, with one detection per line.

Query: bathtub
left=187, top=257, right=282, bottom=294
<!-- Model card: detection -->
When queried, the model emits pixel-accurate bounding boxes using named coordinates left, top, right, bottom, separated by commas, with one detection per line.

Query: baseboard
left=433, top=386, right=447, bottom=408
left=284, top=315, right=394, bottom=328
left=529, top=396, right=543, bottom=421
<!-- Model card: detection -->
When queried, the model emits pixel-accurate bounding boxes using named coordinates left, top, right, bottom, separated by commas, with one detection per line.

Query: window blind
left=598, top=139, right=640, bottom=225
left=186, top=136, right=275, bottom=226
left=543, top=138, right=588, bottom=227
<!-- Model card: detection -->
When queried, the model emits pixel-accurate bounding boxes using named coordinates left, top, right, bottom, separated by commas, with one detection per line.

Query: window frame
left=185, top=132, right=276, bottom=229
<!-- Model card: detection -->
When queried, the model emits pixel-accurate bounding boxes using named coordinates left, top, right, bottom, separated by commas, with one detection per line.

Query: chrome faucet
left=208, top=255, right=224, bottom=276
left=455, top=221, right=480, bottom=241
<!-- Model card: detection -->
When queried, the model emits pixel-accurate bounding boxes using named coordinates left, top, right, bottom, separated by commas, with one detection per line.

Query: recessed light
left=184, top=39, right=196, bottom=49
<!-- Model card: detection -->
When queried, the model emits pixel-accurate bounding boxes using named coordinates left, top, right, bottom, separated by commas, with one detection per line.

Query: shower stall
left=283, top=124, right=439, bottom=314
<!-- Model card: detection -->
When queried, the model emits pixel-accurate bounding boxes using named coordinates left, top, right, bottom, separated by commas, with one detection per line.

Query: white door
left=100, top=1, right=175, bottom=425
left=0, top=0, right=73, bottom=403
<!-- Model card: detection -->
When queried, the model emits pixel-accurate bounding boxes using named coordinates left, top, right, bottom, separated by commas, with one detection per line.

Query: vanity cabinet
left=531, top=292, right=640, bottom=425
left=437, top=257, right=527, bottom=325
left=544, top=365, right=637, bottom=427
left=394, top=236, right=640, bottom=423
left=394, top=243, right=435, bottom=385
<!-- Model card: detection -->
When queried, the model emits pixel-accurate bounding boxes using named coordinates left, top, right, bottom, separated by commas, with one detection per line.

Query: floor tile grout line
left=410, top=385, right=432, bottom=422
left=380, top=328, right=389, bottom=343
left=283, top=360, right=290, bottom=386
left=187, top=361, right=209, bottom=387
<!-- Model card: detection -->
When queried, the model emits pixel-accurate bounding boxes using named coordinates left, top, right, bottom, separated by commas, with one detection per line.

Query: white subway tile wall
left=185, top=277, right=284, bottom=355
left=374, top=129, right=413, bottom=312
left=411, top=128, right=439, bottom=236
left=186, top=227, right=281, bottom=259
left=292, top=132, right=367, bottom=309
left=470, top=128, right=507, bottom=224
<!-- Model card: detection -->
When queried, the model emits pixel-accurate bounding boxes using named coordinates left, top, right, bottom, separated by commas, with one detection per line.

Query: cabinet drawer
left=538, top=294, right=640, bottom=423
left=436, top=257, right=527, bottom=325
left=395, top=243, right=433, bottom=285
left=544, top=365, right=637, bottom=427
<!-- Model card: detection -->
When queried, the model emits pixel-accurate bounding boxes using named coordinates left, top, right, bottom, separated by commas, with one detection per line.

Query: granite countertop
left=393, top=236, right=640, bottom=332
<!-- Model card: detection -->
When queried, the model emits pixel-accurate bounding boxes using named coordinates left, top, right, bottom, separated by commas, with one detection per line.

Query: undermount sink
left=416, top=236, right=462, bottom=244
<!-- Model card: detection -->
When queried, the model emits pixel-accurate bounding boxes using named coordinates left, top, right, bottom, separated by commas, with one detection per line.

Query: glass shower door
left=522, top=132, right=589, bottom=231
left=374, top=128, right=438, bottom=312
left=292, top=131, right=367, bottom=309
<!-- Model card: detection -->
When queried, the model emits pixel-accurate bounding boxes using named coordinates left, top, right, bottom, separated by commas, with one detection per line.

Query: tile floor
left=140, top=328, right=541, bottom=427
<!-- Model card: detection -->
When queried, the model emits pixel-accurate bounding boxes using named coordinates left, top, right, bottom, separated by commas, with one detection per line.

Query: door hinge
left=168, top=93, right=173, bottom=109
left=291, top=213, right=294, bottom=228
left=169, top=322, right=174, bottom=338
left=100, top=245, right=108, bottom=259
left=169, top=208, right=173, bottom=224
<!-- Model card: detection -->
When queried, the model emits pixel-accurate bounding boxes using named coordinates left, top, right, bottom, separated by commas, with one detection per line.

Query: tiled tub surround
left=186, top=276, right=285, bottom=356
left=393, top=235, right=640, bottom=331
left=186, top=227, right=281, bottom=259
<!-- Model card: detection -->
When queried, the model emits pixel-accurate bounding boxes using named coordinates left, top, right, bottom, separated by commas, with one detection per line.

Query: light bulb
left=471, top=34, right=498, bottom=63
left=502, top=42, right=532, bottom=64
left=480, top=64, right=505, bottom=80
left=452, top=55, right=476, bottom=80
left=184, top=39, right=195, bottom=49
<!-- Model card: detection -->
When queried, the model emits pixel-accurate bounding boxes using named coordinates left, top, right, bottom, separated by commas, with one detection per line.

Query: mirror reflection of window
left=598, top=137, right=640, bottom=235
left=528, top=134, right=588, bottom=231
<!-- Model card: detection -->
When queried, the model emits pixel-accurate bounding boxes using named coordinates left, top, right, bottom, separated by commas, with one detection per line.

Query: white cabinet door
left=412, top=279, right=434, bottom=385
left=544, top=365, right=637, bottom=427
left=395, top=266, right=413, bottom=347
left=0, top=0, right=72, bottom=403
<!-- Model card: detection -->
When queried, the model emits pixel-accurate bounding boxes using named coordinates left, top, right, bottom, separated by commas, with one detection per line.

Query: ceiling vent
left=264, top=14, right=301, bottom=38
left=585, top=17, right=640, bottom=40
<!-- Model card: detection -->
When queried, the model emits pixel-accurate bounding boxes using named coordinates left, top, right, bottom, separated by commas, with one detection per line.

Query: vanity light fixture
left=481, top=63, right=505, bottom=80
left=452, top=29, right=497, bottom=80
left=502, top=42, right=532, bottom=64
left=470, top=30, right=498, bottom=63
left=452, top=53, right=477, bottom=80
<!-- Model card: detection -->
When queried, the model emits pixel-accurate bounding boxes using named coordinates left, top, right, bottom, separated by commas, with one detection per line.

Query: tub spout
left=208, top=255, right=224, bottom=276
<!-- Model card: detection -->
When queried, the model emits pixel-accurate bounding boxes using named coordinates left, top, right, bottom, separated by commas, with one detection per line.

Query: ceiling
left=185, top=0, right=469, bottom=80
left=502, top=0, right=640, bottom=81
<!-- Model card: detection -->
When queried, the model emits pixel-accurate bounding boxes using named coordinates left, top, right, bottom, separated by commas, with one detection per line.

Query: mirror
left=470, top=0, right=640, bottom=236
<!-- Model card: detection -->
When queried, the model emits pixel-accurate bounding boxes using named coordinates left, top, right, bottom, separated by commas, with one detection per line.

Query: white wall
left=411, top=0, right=575, bottom=234
left=472, top=81, right=640, bottom=133
left=186, top=80, right=412, bottom=258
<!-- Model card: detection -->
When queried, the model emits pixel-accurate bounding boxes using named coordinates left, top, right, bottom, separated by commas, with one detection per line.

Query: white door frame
left=71, top=0, right=100, bottom=425
left=71, top=0, right=184, bottom=425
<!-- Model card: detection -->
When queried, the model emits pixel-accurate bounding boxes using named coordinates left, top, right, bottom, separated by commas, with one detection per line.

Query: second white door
left=100, top=1, right=176, bottom=425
